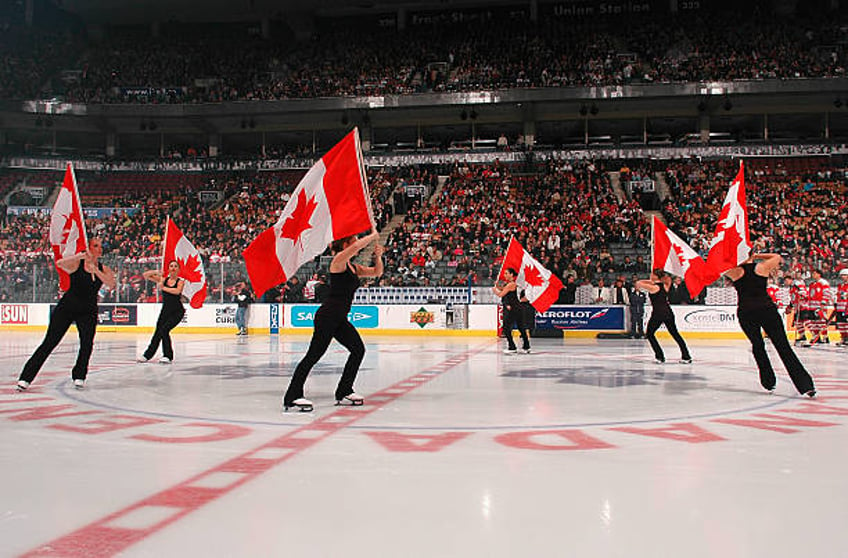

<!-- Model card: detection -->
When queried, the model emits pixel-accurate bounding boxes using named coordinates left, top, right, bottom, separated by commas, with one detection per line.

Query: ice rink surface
left=2, top=330, right=847, bottom=558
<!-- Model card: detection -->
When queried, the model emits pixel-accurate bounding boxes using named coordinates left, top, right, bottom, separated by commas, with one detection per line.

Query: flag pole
left=161, top=216, right=169, bottom=275
left=352, top=127, right=376, bottom=232
left=649, top=216, right=655, bottom=274
left=496, top=236, right=514, bottom=282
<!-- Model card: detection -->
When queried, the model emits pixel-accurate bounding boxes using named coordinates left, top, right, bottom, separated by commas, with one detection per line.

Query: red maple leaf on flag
left=60, top=213, right=75, bottom=245
left=670, top=242, right=694, bottom=271
left=280, top=190, right=319, bottom=247
left=523, top=265, right=544, bottom=287
left=178, top=253, right=204, bottom=283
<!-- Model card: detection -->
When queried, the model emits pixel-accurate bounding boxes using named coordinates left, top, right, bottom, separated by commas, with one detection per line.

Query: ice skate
left=336, top=393, right=364, bottom=406
left=73, top=379, right=85, bottom=390
left=15, top=380, right=29, bottom=392
left=283, top=397, right=313, bottom=412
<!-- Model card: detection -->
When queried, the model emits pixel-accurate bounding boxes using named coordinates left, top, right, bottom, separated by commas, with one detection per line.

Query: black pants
left=738, top=307, right=815, bottom=394
left=144, top=308, right=184, bottom=360
left=630, top=310, right=644, bottom=337
left=645, top=312, right=691, bottom=362
left=503, top=308, right=530, bottom=350
left=284, top=304, right=365, bottom=404
left=20, top=303, right=97, bottom=383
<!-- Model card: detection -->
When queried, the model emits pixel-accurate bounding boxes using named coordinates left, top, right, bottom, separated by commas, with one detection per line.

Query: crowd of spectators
left=661, top=157, right=848, bottom=283
left=2, top=9, right=846, bottom=103
left=379, top=158, right=649, bottom=289
left=1, top=155, right=845, bottom=304
left=0, top=163, right=428, bottom=302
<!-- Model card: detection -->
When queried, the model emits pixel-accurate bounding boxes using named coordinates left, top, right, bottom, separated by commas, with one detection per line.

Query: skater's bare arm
left=161, top=278, right=184, bottom=295
left=636, top=280, right=659, bottom=293
left=143, top=269, right=163, bottom=282
left=56, top=252, right=85, bottom=273
left=356, top=244, right=385, bottom=278
left=724, top=267, right=743, bottom=281
left=493, top=281, right=516, bottom=298
left=330, top=231, right=379, bottom=272
left=754, top=254, right=782, bottom=276
left=90, top=262, right=116, bottom=289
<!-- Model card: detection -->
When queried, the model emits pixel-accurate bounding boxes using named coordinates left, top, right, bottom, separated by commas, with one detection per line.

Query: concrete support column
left=209, top=134, right=220, bottom=158
left=699, top=113, right=710, bottom=143
left=106, top=132, right=117, bottom=158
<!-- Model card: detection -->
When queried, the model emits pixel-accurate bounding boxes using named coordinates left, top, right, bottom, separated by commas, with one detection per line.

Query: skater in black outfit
left=138, top=260, right=185, bottom=364
left=637, top=270, right=692, bottom=364
left=283, top=231, right=383, bottom=412
left=725, top=253, right=816, bottom=397
left=518, top=289, right=535, bottom=353
left=494, top=268, right=531, bottom=354
left=16, top=238, right=115, bottom=391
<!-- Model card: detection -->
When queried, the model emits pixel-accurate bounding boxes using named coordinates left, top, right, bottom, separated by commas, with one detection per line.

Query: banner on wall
left=1, top=304, right=29, bottom=324
left=270, top=303, right=281, bottom=334
left=50, top=303, right=138, bottom=326
left=535, top=306, right=626, bottom=330
left=290, top=305, right=380, bottom=329
left=645, top=306, right=740, bottom=332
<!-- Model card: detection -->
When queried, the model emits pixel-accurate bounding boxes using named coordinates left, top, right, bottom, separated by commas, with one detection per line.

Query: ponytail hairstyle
left=504, top=267, right=518, bottom=281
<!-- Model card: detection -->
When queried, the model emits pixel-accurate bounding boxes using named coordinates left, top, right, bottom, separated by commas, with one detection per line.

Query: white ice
left=1, top=331, right=846, bottom=558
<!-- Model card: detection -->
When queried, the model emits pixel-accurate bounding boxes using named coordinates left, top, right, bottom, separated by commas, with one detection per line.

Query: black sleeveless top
left=62, top=259, right=102, bottom=310
left=648, top=282, right=672, bottom=316
left=502, top=286, right=520, bottom=312
left=161, top=276, right=185, bottom=314
left=326, top=264, right=360, bottom=311
left=732, top=262, right=775, bottom=313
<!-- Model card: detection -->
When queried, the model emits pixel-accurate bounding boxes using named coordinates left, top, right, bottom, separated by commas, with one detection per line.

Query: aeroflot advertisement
left=534, top=306, right=626, bottom=330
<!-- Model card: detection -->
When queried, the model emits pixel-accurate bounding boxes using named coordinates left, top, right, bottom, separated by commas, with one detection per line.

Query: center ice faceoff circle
left=49, top=340, right=806, bottom=431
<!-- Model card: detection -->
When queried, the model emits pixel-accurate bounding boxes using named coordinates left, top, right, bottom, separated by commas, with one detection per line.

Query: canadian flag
left=162, top=217, right=207, bottom=308
left=243, top=129, right=373, bottom=297
left=49, top=163, right=88, bottom=291
left=705, top=162, right=751, bottom=277
left=651, top=216, right=710, bottom=299
left=497, top=237, right=563, bottom=313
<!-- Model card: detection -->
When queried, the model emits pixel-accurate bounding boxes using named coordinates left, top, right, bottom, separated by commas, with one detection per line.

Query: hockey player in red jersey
left=790, top=279, right=811, bottom=345
left=808, top=269, right=832, bottom=345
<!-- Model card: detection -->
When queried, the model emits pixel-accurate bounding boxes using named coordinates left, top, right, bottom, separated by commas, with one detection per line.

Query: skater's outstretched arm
left=143, top=269, right=163, bottom=282
left=330, top=231, right=379, bottom=273
left=356, top=244, right=385, bottom=278
left=56, top=252, right=86, bottom=274
left=160, top=278, right=185, bottom=295
left=753, top=253, right=782, bottom=277
left=493, top=280, right=517, bottom=298
left=636, top=279, right=659, bottom=293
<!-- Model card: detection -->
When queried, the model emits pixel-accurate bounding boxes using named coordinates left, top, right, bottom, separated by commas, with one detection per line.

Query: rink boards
left=0, top=302, right=811, bottom=339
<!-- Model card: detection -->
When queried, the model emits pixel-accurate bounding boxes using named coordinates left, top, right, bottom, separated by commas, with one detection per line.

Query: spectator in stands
left=668, top=277, right=693, bottom=305
left=283, top=276, right=304, bottom=303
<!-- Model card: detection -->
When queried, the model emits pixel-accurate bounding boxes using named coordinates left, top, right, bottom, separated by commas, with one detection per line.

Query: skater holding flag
left=17, top=165, right=115, bottom=391
left=494, top=237, right=563, bottom=355
left=243, top=129, right=379, bottom=412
